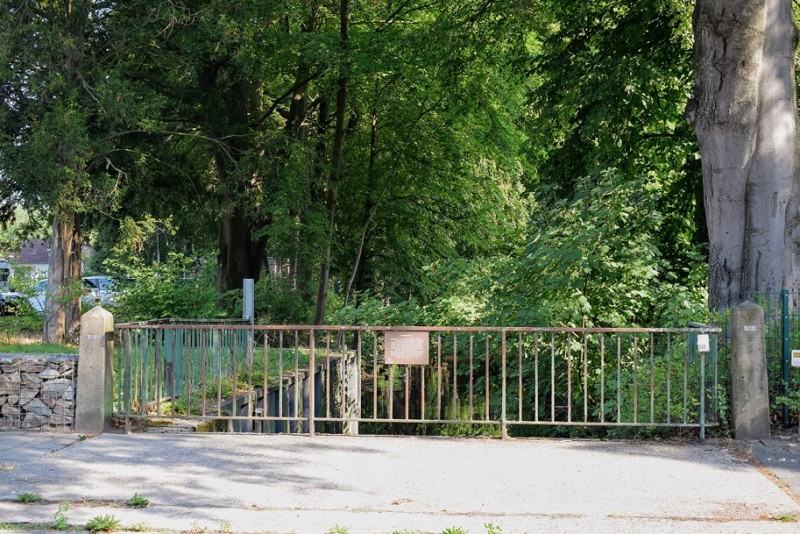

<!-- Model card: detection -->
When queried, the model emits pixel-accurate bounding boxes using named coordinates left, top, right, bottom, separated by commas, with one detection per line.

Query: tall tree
left=1, top=1, right=114, bottom=342
left=689, top=0, right=800, bottom=309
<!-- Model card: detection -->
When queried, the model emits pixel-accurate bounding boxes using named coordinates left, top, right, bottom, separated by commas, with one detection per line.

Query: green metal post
left=699, top=341, right=706, bottom=441
left=782, top=289, right=790, bottom=427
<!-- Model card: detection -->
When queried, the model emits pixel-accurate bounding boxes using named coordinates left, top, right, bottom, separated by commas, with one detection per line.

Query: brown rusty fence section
left=114, top=323, right=722, bottom=437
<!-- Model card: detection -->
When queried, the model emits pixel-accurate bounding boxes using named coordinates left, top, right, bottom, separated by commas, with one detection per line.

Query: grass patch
left=125, top=493, right=149, bottom=508
left=16, top=492, right=42, bottom=503
left=0, top=342, right=77, bottom=354
left=85, top=515, right=121, bottom=532
left=772, top=513, right=797, bottom=522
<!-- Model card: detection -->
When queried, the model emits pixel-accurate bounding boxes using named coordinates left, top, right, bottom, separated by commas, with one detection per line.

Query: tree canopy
left=3, top=0, right=788, bottom=328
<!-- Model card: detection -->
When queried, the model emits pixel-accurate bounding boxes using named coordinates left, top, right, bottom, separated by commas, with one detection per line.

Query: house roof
left=10, top=239, right=50, bottom=265
left=5, top=239, right=94, bottom=267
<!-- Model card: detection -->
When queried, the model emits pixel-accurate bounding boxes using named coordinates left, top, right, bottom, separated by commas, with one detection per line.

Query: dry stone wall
left=0, top=354, right=77, bottom=430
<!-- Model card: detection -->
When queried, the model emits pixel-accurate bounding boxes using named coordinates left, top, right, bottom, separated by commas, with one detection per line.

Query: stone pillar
left=74, top=306, right=114, bottom=434
left=731, top=302, right=770, bottom=440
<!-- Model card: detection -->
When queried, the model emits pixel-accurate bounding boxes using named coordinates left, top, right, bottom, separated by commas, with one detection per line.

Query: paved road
left=1, top=432, right=800, bottom=533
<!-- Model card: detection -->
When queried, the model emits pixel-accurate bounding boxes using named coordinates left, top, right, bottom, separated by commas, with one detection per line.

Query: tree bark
left=689, top=0, right=800, bottom=310
left=44, top=212, right=82, bottom=344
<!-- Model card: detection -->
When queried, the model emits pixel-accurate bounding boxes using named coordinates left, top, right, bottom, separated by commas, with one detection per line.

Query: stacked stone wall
left=0, top=354, right=76, bottom=430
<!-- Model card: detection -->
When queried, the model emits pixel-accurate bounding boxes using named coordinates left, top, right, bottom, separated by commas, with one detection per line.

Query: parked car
left=28, top=276, right=119, bottom=314
left=0, top=290, right=26, bottom=316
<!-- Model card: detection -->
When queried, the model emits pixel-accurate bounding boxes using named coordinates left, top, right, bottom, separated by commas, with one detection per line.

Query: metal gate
left=114, top=323, right=722, bottom=437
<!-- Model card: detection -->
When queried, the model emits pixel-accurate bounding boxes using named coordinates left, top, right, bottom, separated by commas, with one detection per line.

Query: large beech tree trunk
left=689, top=0, right=800, bottom=310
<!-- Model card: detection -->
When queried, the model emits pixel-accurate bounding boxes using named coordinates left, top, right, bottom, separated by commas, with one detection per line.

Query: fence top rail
left=114, top=322, right=721, bottom=334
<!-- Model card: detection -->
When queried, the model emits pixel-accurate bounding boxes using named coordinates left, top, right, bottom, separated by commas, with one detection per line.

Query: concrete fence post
left=74, top=306, right=115, bottom=434
left=731, top=301, right=770, bottom=440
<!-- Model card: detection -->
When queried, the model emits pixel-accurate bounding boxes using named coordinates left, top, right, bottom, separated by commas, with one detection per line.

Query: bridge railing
left=114, top=323, right=722, bottom=437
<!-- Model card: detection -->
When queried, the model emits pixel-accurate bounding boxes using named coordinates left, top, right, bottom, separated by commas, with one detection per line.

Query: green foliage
left=326, top=526, right=351, bottom=534
left=107, top=253, right=230, bottom=322
left=52, top=500, right=69, bottom=531
left=254, top=275, right=310, bottom=325
left=16, top=492, right=42, bottom=503
left=85, top=515, right=121, bottom=533
left=125, top=493, right=149, bottom=508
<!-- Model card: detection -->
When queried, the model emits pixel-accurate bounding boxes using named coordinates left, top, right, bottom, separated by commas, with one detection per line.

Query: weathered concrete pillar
left=74, top=306, right=114, bottom=434
left=731, top=302, right=770, bottom=440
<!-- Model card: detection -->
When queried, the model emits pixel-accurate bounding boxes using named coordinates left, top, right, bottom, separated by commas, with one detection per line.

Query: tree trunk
left=44, top=212, right=82, bottom=344
left=313, top=0, right=350, bottom=325
left=689, top=0, right=800, bottom=310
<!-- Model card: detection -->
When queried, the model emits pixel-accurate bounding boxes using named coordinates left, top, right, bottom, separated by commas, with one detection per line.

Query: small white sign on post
left=792, top=350, right=800, bottom=368
left=696, top=334, right=710, bottom=353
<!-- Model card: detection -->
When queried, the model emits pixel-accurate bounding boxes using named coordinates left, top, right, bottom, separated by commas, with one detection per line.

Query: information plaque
left=384, top=331, right=429, bottom=365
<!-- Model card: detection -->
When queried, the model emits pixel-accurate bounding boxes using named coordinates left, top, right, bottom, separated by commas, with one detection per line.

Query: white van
left=0, top=259, right=10, bottom=292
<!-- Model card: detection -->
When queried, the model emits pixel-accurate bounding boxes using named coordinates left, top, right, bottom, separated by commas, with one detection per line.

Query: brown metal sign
left=384, top=331, right=429, bottom=365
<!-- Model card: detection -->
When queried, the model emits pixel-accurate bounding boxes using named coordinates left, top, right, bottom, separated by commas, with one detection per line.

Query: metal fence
left=114, top=323, right=722, bottom=437
left=717, top=290, right=800, bottom=427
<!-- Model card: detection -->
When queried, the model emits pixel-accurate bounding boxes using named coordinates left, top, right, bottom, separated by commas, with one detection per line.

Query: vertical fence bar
left=567, top=332, right=572, bottom=423
left=469, top=334, right=475, bottom=420
left=278, top=331, right=284, bottom=420
left=373, top=333, right=378, bottom=419
left=124, top=329, right=131, bottom=434
left=782, top=289, right=790, bottom=426
left=518, top=333, right=523, bottom=422
left=632, top=335, right=638, bottom=424
left=534, top=333, right=539, bottom=422
left=700, top=341, right=706, bottom=440
left=683, top=332, right=688, bottom=425
left=200, top=330, right=207, bottom=418
left=405, top=365, right=410, bottom=420
left=599, top=335, right=605, bottom=424
left=326, top=332, right=331, bottom=420
left=437, top=333, right=442, bottom=420
left=453, top=334, right=458, bottom=418
left=156, top=330, right=162, bottom=416
left=217, top=328, right=223, bottom=418
left=389, top=357, right=394, bottom=420
left=230, top=332, right=237, bottom=430
left=262, top=333, right=268, bottom=424
left=501, top=330, right=508, bottom=438
left=650, top=333, right=655, bottom=424
left=666, top=333, right=671, bottom=424
left=295, top=331, right=300, bottom=430
left=421, top=352, right=426, bottom=421
left=583, top=333, right=588, bottom=423
left=551, top=333, right=555, bottom=423
left=186, top=329, right=193, bottom=417
left=309, top=329, right=315, bottom=436
left=485, top=334, right=490, bottom=421
left=616, top=334, right=621, bottom=423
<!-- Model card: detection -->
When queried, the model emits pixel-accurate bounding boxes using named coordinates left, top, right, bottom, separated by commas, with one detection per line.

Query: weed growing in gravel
left=126, top=493, right=149, bottom=508
left=127, top=523, right=149, bottom=532
left=484, top=524, right=503, bottom=534
left=327, top=526, right=350, bottom=534
left=441, top=529, right=468, bottom=534
left=217, top=521, right=232, bottom=533
left=772, top=514, right=797, bottom=522
left=16, top=492, right=42, bottom=503
left=85, top=515, right=121, bottom=532
left=52, top=500, right=69, bottom=530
